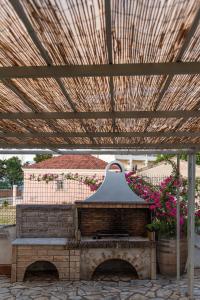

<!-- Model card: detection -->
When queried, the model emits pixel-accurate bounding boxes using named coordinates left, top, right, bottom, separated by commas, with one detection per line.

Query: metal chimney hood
left=84, top=160, right=146, bottom=203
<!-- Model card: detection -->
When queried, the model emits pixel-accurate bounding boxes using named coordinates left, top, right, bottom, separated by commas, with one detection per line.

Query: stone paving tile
left=0, top=271, right=200, bottom=300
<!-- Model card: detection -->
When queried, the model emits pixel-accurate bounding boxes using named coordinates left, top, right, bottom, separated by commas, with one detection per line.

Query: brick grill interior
left=78, top=207, right=151, bottom=237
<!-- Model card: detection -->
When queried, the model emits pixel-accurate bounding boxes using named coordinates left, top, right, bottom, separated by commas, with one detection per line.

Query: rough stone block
left=48, top=250, right=69, bottom=256
left=69, top=262, right=76, bottom=269
left=37, top=249, right=48, bottom=255
left=11, top=264, right=16, bottom=283
left=53, top=256, right=69, bottom=262
left=16, top=205, right=75, bottom=238
left=18, top=256, right=33, bottom=262
left=60, top=272, right=70, bottom=280
left=54, top=261, right=69, bottom=268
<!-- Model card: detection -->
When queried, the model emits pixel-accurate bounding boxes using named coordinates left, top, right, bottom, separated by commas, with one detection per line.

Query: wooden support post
left=176, top=154, right=180, bottom=292
left=187, top=153, right=196, bottom=299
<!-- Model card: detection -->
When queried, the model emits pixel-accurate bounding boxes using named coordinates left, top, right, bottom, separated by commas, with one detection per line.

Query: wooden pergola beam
left=1, top=131, right=200, bottom=138
left=144, top=8, right=200, bottom=131
left=0, top=149, right=195, bottom=155
left=0, top=110, right=199, bottom=120
left=104, top=0, right=116, bottom=135
left=1, top=81, right=72, bottom=143
left=9, top=0, right=95, bottom=144
left=105, top=0, right=113, bottom=64
left=0, top=62, right=200, bottom=80
left=0, top=143, right=199, bottom=149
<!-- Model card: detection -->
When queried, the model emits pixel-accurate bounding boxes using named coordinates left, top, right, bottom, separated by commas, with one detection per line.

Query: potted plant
left=195, top=209, right=200, bottom=234
left=145, top=160, right=188, bottom=276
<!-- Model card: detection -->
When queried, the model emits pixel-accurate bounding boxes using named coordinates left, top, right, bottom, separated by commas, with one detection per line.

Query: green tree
left=180, top=153, right=187, bottom=161
left=155, top=154, right=175, bottom=163
left=197, top=154, right=200, bottom=165
left=4, top=157, right=23, bottom=185
left=34, top=154, right=53, bottom=163
left=0, top=159, right=6, bottom=181
left=156, top=152, right=200, bottom=165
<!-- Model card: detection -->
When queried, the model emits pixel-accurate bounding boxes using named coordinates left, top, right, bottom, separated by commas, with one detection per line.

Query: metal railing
left=1, top=174, right=199, bottom=225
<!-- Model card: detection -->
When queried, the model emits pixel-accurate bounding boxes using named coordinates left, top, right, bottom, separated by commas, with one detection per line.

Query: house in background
left=23, top=155, right=107, bottom=204
left=115, top=154, right=156, bottom=171
left=96, top=154, right=156, bottom=171
left=138, top=158, right=200, bottom=178
left=99, top=155, right=156, bottom=171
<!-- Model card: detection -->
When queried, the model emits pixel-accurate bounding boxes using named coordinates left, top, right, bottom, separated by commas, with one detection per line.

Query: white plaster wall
left=23, top=169, right=104, bottom=204
left=0, top=225, right=16, bottom=264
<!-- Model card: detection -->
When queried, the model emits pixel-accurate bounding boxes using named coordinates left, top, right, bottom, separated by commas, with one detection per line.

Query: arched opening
left=92, top=259, right=138, bottom=281
left=24, top=261, right=59, bottom=282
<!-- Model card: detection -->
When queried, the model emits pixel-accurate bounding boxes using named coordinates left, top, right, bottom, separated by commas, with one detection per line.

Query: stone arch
left=85, top=251, right=145, bottom=280
left=92, top=258, right=138, bottom=280
left=18, top=260, right=60, bottom=282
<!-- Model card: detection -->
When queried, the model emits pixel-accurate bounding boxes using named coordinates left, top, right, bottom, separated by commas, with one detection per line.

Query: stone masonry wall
left=80, top=246, right=156, bottom=280
left=16, top=205, right=75, bottom=238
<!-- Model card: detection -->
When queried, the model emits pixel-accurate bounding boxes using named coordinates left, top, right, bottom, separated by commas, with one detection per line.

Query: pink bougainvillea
left=124, top=172, right=189, bottom=237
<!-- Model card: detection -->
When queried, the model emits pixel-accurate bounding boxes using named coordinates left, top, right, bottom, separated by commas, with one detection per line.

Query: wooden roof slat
left=9, top=0, right=53, bottom=65
left=18, top=0, right=107, bottom=66
left=1, top=78, right=72, bottom=143
left=0, top=0, right=199, bottom=150
left=2, top=80, right=39, bottom=111
left=158, top=74, right=200, bottom=132
left=114, top=75, right=166, bottom=112
left=104, top=0, right=115, bottom=135
left=10, top=78, right=73, bottom=112
left=179, top=117, right=200, bottom=131
left=182, top=24, right=200, bottom=62
left=9, top=0, right=95, bottom=144
left=112, top=0, right=199, bottom=63
left=158, top=75, right=200, bottom=111
left=177, top=8, right=200, bottom=60
left=105, top=0, right=113, bottom=64
left=0, top=0, right=45, bottom=67
left=60, top=77, right=111, bottom=112
left=0, top=81, right=31, bottom=113
left=1, top=79, right=60, bottom=138
left=0, top=119, right=28, bottom=133
left=144, top=7, right=200, bottom=130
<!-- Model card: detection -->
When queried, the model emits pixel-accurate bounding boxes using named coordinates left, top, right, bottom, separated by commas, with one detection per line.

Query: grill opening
left=92, top=259, right=138, bottom=281
left=93, top=229, right=130, bottom=239
left=24, top=261, right=59, bottom=282
left=78, top=208, right=150, bottom=237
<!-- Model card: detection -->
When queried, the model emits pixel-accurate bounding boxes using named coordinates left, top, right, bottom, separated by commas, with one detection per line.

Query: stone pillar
left=11, top=245, right=17, bottom=283
left=12, top=185, right=17, bottom=206
left=129, top=155, right=133, bottom=171
left=69, top=250, right=80, bottom=280
left=150, top=245, right=156, bottom=280
left=145, top=155, right=148, bottom=167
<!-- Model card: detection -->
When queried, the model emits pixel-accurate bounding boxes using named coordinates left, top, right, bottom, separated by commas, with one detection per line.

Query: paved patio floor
left=1, top=270, right=200, bottom=300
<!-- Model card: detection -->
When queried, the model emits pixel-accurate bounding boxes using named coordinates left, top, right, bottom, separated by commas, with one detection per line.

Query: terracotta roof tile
left=25, top=155, right=107, bottom=170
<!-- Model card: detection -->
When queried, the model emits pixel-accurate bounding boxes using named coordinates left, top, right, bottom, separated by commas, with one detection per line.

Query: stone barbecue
left=11, top=161, right=156, bottom=282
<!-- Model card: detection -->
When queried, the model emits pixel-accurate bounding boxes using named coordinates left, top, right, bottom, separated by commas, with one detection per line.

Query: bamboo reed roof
left=0, top=0, right=200, bottom=152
